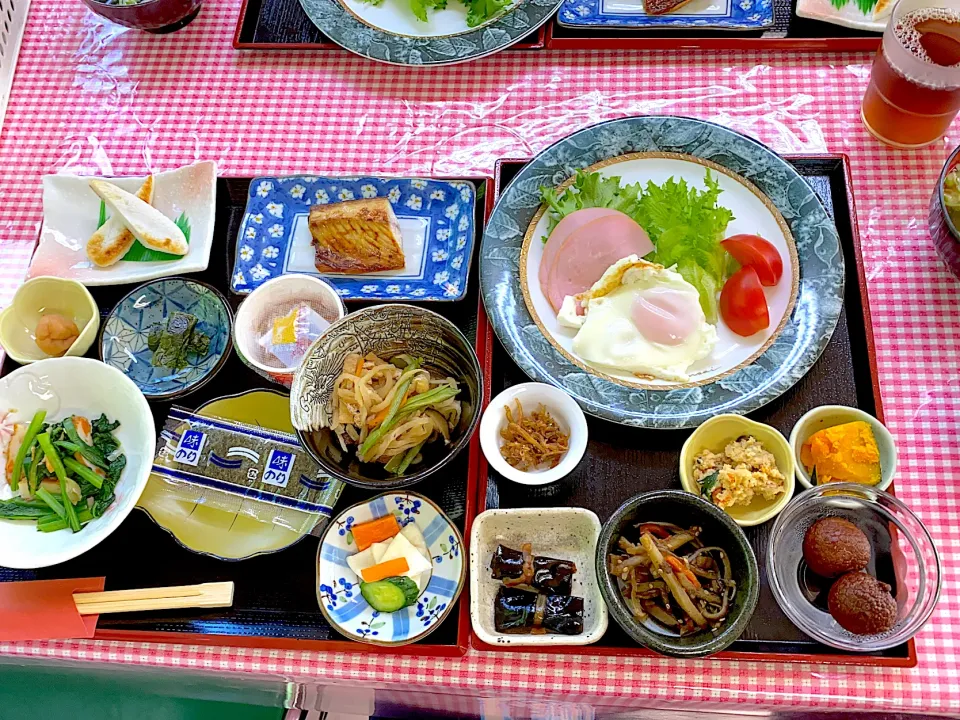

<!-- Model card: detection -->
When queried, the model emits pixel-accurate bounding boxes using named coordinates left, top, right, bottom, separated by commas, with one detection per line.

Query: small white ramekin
left=479, top=382, right=587, bottom=486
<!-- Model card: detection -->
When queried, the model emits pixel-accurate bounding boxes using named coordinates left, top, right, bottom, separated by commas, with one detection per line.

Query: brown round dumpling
left=828, top=571, right=898, bottom=635
left=802, top=517, right=870, bottom=578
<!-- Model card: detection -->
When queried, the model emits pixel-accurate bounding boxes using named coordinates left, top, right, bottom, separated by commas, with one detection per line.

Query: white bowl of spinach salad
left=0, top=357, right=155, bottom=568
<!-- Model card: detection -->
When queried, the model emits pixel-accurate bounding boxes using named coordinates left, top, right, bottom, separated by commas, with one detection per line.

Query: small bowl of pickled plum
left=0, top=277, right=99, bottom=365
left=789, top=406, right=897, bottom=492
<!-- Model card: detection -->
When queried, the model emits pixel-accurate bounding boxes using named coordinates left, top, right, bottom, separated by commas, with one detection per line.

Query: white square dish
left=469, top=507, right=607, bottom=646
left=28, top=161, right=217, bottom=287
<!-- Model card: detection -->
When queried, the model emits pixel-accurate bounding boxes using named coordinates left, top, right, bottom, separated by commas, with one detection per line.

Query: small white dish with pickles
left=469, top=507, right=607, bottom=646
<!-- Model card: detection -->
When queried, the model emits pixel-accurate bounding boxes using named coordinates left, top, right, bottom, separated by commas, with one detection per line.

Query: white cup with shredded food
left=480, top=383, right=588, bottom=486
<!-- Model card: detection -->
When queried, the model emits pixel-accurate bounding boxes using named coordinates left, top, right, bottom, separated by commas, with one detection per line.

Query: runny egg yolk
left=631, top=286, right=701, bottom=346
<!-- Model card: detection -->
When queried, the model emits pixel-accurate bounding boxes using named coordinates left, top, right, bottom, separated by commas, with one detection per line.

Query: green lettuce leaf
left=464, top=0, right=509, bottom=26
left=637, top=171, right=733, bottom=323
left=538, top=168, right=735, bottom=324
left=539, top=170, right=642, bottom=237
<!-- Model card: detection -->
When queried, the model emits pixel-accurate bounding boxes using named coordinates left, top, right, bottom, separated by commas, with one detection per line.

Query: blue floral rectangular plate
left=557, top=0, right=773, bottom=29
left=230, top=176, right=477, bottom=301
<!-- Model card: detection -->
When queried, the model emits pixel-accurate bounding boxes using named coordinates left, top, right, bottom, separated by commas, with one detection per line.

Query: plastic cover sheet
left=0, top=0, right=958, bottom=713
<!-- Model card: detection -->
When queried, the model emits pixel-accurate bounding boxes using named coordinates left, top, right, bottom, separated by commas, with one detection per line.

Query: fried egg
left=558, top=256, right=717, bottom=382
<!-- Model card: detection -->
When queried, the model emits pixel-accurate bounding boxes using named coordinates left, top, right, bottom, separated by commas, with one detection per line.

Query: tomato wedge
left=720, top=266, right=770, bottom=337
left=721, top=234, right=783, bottom=286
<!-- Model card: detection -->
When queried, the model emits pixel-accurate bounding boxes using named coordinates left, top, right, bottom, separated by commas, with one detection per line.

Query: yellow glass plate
left=137, top=389, right=319, bottom=560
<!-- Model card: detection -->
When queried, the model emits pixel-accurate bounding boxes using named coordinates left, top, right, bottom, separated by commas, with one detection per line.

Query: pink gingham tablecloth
left=0, top=0, right=959, bottom=712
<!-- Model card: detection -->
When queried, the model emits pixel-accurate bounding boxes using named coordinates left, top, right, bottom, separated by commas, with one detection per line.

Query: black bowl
left=82, top=0, right=202, bottom=32
left=929, top=143, right=960, bottom=280
left=596, top=489, right=759, bottom=658
left=290, top=304, right=482, bottom=490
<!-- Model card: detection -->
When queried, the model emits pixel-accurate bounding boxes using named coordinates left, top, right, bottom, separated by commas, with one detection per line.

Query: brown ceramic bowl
left=929, top=143, right=960, bottom=279
left=81, top=0, right=202, bottom=33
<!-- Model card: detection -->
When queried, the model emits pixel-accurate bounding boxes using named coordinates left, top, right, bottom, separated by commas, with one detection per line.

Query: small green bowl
left=596, top=489, right=759, bottom=658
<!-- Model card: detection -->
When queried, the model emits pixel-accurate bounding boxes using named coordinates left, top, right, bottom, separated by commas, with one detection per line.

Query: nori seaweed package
left=151, top=406, right=343, bottom=534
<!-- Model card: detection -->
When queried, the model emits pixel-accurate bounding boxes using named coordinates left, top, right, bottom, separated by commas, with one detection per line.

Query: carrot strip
left=361, top=557, right=409, bottom=583
left=666, top=555, right=701, bottom=589
left=367, top=389, right=410, bottom=428
left=351, top=514, right=401, bottom=551
left=638, top=523, right=671, bottom=539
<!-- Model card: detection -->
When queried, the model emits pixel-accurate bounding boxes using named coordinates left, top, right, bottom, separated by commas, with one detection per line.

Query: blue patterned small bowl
left=316, top=491, right=465, bottom=646
left=100, top=278, right=233, bottom=400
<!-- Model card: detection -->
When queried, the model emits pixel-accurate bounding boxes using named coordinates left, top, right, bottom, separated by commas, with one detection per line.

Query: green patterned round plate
left=479, top=116, right=845, bottom=429
left=299, top=0, right=561, bottom=66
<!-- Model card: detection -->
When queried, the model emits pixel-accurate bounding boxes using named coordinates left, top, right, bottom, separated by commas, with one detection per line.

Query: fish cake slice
left=89, top=179, right=188, bottom=257
left=86, top=175, right=154, bottom=267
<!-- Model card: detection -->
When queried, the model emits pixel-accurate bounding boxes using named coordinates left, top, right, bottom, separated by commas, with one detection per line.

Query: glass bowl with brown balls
left=766, top=483, right=940, bottom=652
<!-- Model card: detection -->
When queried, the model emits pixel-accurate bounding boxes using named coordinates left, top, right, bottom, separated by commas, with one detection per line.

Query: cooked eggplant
left=493, top=586, right=583, bottom=635
left=490, top=543, right=576, bottom=596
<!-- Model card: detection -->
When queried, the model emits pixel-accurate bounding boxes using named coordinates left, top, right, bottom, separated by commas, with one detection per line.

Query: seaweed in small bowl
left=596, top=489, right=759, bottom=658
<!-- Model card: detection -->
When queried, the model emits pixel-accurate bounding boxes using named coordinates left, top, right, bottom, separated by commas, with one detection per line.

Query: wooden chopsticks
left=72, top=582, right=234, bottom=615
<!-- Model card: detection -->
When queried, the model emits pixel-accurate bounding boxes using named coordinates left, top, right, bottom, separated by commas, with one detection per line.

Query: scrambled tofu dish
left=693, top=435, right=786, bottom=510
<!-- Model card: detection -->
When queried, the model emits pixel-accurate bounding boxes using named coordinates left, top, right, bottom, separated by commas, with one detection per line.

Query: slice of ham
left=539, top=208, right=621, bottom=292
left=546, top=212, right=654, bottom=312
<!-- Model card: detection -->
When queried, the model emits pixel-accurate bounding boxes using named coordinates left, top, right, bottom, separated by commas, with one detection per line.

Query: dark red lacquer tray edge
left=469, top=155, right=916, bottom=668
left=542, top=21, right=880, bottom=52
left=39, top=174, right=500, bottom=658
left=231, top=0, right=880, bottom=54
left=231, top=0, right=547, bottom=51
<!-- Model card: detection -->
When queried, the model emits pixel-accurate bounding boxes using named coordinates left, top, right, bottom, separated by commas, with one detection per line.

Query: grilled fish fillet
left=86, top=176, right=154, bottom=267
left=309, top=198, right=405, bottom=274
left=644, top=0, right=695, bottom=13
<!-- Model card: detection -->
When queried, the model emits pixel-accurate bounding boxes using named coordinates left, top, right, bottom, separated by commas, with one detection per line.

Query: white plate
left=469, top=507, right=607, bottom=646
left=339, top=0, right=511, bottom=36
left=29, top=161, right=217, bottom=287
left=795, top=0, right=890, bottom=32
left=522, top=153, right=799, bottom=391
left=0, top=358, right=156, bottom=569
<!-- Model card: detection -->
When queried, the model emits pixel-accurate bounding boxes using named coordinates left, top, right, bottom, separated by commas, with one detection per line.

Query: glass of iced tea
left=862, top=0, right=960, bottom=148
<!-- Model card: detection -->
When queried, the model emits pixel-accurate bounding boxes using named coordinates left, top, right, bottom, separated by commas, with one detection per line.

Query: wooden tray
left=0, top=175, right=494, bottom=657
left=544, top=0, right=881, bottom=51
left=233, top=0, right=547, bottom=50
left=472, top=155, right=916, bottom=667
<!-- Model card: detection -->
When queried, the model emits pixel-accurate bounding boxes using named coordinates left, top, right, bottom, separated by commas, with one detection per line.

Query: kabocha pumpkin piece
left=800, top=421, right=882, bottom=486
